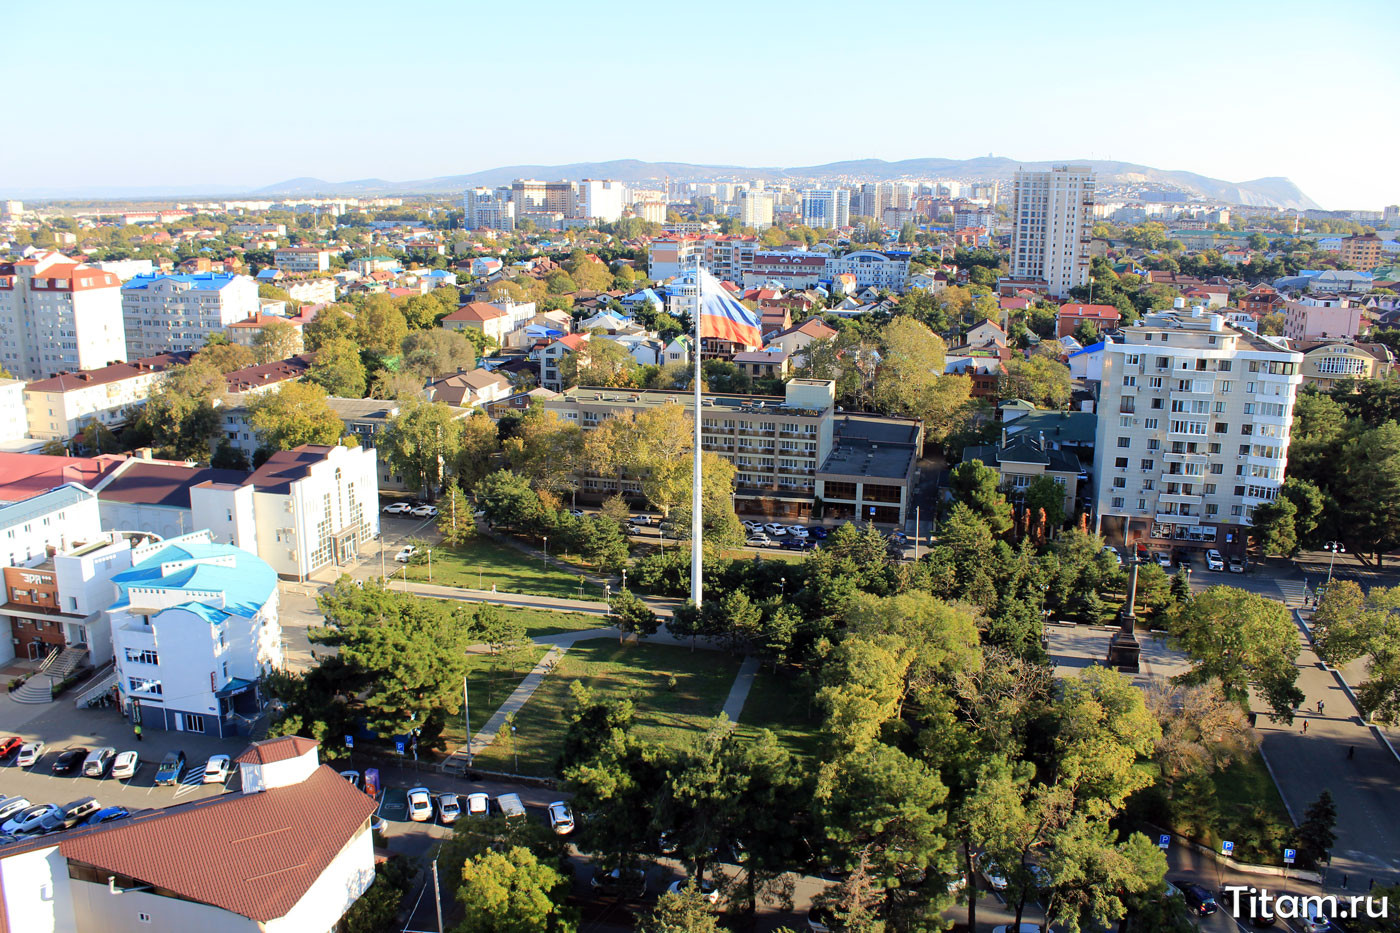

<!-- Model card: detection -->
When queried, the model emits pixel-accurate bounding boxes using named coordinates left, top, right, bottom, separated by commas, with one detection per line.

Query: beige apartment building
left=1094, top=307, right=1303, bottom=561
left=24, top=352, right=194, bottom=441
left=1297, top=339, right=1394, bottom=389
left=545, top=379, right=922, bottom=525
left=1009, top=165, right=1095, bottom=299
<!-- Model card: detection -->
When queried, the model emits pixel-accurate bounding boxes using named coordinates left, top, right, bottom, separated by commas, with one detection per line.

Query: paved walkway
left=720, top=656, right=760, bottom=722
left=388, top=579, right=681, bottom=620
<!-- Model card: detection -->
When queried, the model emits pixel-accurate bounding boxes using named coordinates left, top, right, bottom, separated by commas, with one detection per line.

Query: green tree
left=949, top=459, right=1013, bottom=534
left=502, top=407, right=584, bottom=500
left=1168, top=586, right=1304, bottom=722
left=1024, top=474, right=1067, bottom=529
left=608, top=590, right=659, bottom=643
left=382, top=399, right=464, bottom=495
left=1000, top=355, right=1072, bottom=408
left=247, top=381, right=344, bottom=452
left=341, top=858, right=414, bottom=933
left=640, top=885, right=719, bottom=933
left=436, top=480, right=476, bottom=546
left=303, top=303, right=357, bottom=351
left=477, top=469, right=548, bottom=532
left=455, top=847, right=575, bottom=933
left=308, top=336, right=368, bottom=397
left=457, top=411, right=501, bottom=489
left=401, top=328, right=475, bottom=378
left=1251, top=495, right=1298, bottom=556
left=252, top=319, right=302, bottom=363
left=1311, top=580, right=1400, bottom=724
left=558, top=338, right=638, bottom=389
left=1293, top=791, right=1337, bottom=870
left=1335, top=421, right=1400, bottom=565
left=131, top=361, right=224, bottom=460
left=355, top=295, right=409, bottom=355
left=195, top=338, right=256, bottom=373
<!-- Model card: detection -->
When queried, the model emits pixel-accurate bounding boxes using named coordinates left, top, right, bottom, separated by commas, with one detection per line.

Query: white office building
left=108, top=531, right=282, bottom=738
left=1093, top=306, right=1303, bottom=562
left=825, top=251, right=911, bottom=292
left=121, top=273, right=260, bottom=357
left=0, top=252, right=126, bottom=381
left=1010, top=165, right=1095, bottom=298
left=802, top=189, right=851, bottom=229
left=578, top=179, right=626, bottom=223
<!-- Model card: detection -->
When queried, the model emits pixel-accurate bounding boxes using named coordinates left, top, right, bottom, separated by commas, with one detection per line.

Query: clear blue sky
left=4, top=0, right=1397, bottom=209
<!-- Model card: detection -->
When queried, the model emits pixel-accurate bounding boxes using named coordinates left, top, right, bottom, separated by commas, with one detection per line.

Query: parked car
left=82, top=747, right=115, bottom=778
left=631, top=515, right=653, bottom=526
left=667, top=877, right=719, bottom=904
left=782, top=538, right=813, bottom=551
left=0, top=737, right=21, bottom=758
left=746, top=533, right=773, bottom=547
left=84, top=806, right=130, bottom=826
left=465, top=792, right=490, bottom=817
left=742, top=520, right=762, bottom=532
left=154, top=750, right=186, bottom=786
left=1298, top=907, right=1334, bottom=932
left=382, top=502, right=412, bottom=515
left=406, top=787, right=433, bottom=822
left=202, top=755, right=231, bottom=784
left=625, top=524, right=646, bottom=535
left=436, top=793, right=461, bottom=825
left=547, top=801, right=574, bottom=835
left=62, top=798, right=101, bottom=827
left=763, top=522, right=788, bottom=536
left=51, top=746, right=89, bottom=775
left=787, top=526, right=809, bottom=539
left=410, top=504, right=438, bottom=518
left=0, top=799, right=32, bottom=825
left=1177, top=555, right=1194, bottom=573
left=1154, top=552, right=1173, bottom=568
left=1228, top=557, right=1246, bottom=574
left=568, top=509, right=585, bottom=518
left=1205, top=549, right=1225, bottom=571
left=495, top=793, right=526, bottom=820
left=16, top=741, right=44, bottom=768
left=1175, top=880, right=1218, bottom=916
left=981, top=860, right=1009, bottom=891
left=110, top=751, right=139, bottom=780
left=590, top=866, right=647, bottom=898
left=809, top=527, right=829, bottom=540
left=394, top=545, right=417, bottom=563
left=992, top=925, right=1057, bottom=933
left=1102, top=545, right=1123, bottom=565
left=3, top=804, right=60, bottom=836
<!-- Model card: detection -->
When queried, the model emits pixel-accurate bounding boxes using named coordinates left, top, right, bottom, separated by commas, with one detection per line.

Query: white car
left=3, top=803, right=60, bottom=836
left=407, top=787, right=433, bottom=822
left=568, top=509, right=585, bottom=518
left=110, top=751, right=139, bottom=780
left=394, top=545, right=417, bottom=563
left=742, top=520, right=762, bottom=532
left=1205, top=549, right=1225, bottom=571
left=0, top=798, right=31, bottom=824
left=1228, top=557, right=1246, bottom=574
left=339, top=770, right=361, bottom=789
left=764, top=522, right=788, bottom=536
left=411, top=504, right=438, bottom=518
left=465, top=792, right=489, bottom=817
left=981, top=860, right=1009, bottom=891
left=746, top=533, right=773, bottom=547
left=15, top=742, right=44, bottom=768
left=436, top=793, right=461, bottom=824
left=202, top=755, right=231, bottom=784
left=631, top=515, right=653, bottom=526
left=667, top=877, right=719, bottom=904
left=787, top=526, right=809, bottom=539
left=1155, top=552, right=1172, bottom=568
left=382, top=502, right=412, bottom=515
left=547, top=801, right=574, bottom=835
left=1102, top=545, right=1123, bottom=565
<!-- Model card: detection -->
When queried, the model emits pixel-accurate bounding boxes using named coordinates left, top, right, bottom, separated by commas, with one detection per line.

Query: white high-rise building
left=1010, top=165, right=1095, bottom=298
left=738, top=190, right=775, bottom=230
left=578, top=179, right=626, bottom=223
left=802, top=189, right=851, bottom=229
left=464, top=187, right=516, bottom=231
left=121, top=272, right=260, bottom=357
left=0, top=252, right=126, bottom=380
left=1093, top=306, right=1303, bottom=563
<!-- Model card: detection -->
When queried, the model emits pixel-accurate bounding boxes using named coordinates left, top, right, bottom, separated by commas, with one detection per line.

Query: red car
left=0, top=737, right=21, bottom=758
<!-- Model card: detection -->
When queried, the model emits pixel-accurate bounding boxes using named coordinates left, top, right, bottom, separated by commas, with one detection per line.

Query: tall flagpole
left=691, top=256, right=704, bottom=608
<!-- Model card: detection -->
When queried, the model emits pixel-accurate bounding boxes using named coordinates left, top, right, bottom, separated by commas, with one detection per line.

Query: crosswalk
left=1274, top=578, right=1309, bottom=607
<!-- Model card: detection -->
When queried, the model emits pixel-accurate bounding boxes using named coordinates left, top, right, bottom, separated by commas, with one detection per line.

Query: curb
left=1147, top=824, right=1322, bottom=884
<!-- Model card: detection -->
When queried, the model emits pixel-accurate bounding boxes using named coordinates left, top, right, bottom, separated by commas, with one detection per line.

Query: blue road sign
left=395, top=738, right=406, bottom=755
left=1283, top=848, right=1297, bottom=864
left=345, top=735, right=354, bottom=749
left=1157, top=834, right=1171, bottom=849
left=1222, top=840, right=1235, bottom=856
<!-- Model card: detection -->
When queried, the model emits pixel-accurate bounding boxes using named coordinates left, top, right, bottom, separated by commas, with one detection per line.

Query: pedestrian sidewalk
left=720, top=656, right=760, bottom=722
left=388, top=578, right=682, bottom=620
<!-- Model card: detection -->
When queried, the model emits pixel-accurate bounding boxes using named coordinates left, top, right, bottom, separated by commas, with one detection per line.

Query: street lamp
left=426, top=548, right=432, bottom=583
left=510, top=722, right=518, bottom=774
left=621, top=568, right=627, bottom=592
left=780, top=576, right=786, bottom=596
left=1324, top=541, right=1345, bottom=589
left=542, top=536, right=549, bottom=563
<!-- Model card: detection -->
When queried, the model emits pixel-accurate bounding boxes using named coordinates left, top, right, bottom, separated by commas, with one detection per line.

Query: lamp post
left=510, top=722, right=518, bottom=774
left=780, top=576, right=786, bottom=597
left=427, top=548, right=432, bottom=583
left=542, top=536, right=549, bottom=563
left=1324, top=541, right=1345, bottom=589
left=621, top=568, right=627, bottom=592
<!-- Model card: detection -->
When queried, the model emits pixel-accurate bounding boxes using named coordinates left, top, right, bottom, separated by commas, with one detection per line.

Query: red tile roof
left=56, top=764, right=376, bottom=922
left=0, top=453, right=129, bottom=503
left=25, top=352, right=193, bottom=392
left=1057, top=303, right=1122, bottom=320
left=443, top=301, right=507, bottom=323
left=234, top=735, right=321, bottom=765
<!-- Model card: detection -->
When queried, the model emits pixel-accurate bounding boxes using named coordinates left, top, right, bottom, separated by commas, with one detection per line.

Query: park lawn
left=469, top=641, right=743, bottom=777
left=1149, top=748, right=1294, bottom=863
left=437, top=646, right=548, bottom=747
left=733, top=668, right=823, bottom=761
left=497, top=606, right=611, bottom=640
left=400, top=537, right=608, bottom=601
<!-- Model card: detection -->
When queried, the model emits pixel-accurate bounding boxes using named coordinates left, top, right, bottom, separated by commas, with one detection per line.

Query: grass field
left=468, top=641, right=742, bottom=777
left=437, top=646, right=549, bottom=747
left=490, top=606, right=611, bottom=640
left=733, top=668, right=823, bottom=761
left=1145, top=748, right=1295, bottom=862
left=399, top=537, right=608, bottom=601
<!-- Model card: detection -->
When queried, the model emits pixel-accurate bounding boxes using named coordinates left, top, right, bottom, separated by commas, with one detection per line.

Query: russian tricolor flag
left=696, top=266, right=761, bottom=347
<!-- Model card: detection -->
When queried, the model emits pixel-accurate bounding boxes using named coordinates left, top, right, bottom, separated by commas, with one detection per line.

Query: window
left=1115, top=457, right=1128, bottom=468
left=1122, top=375, right=1137, bottom=387
left=1113, top=477, right=1126, bottom=488
left=124, top=648, right=159, bottom=665
left=1111, top=497, right=1124, bottom=509
left=1137, top=499, right=1147, bottom=511
left=127, top=677, right=162, bottom=696
left=1119, top=397, right=1135, bottom=414
left=1214, top=422, right=1228, bottom=433
left=1150, top=398, right=1164, bottom=410
left=1239, top=444, right=1250, bottom=455
left=1231, top=505, right=1244, bottom=517
left=1144, top=418, right=1159, bottom=429
left=184, top=714, right=206, bottom=734
left=1210, top=463, right=1224, bottom=474
left=1219, top=380, right=1232, bottom=392
left=1147, top=439, right=1160, bottom=451
left=138, top=915, right=151, bottom=925
left=1117, top=437, right=1130, bottom=448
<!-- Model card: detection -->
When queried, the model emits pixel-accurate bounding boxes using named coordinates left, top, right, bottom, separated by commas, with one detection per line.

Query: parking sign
left=1222, top=840, right=1235, bottom=856
left=345, top=734, right=354, bottom=749
left=1158, top=834, right=1170, bottom=849
left=395, top=738, right=406, bottom=755
left=1283, top=848, right=1296, bottom=864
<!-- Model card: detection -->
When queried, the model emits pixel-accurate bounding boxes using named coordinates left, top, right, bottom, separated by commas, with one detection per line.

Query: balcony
left=1162, top=450, right=1208, bottom=463
left=1156, top=511, right=1200, bottom=524
left=1158, top=493, right=1203, bottom=507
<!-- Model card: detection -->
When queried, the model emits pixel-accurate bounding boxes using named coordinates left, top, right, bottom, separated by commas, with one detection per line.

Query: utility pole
left=431, top=858, right=444, bottom=933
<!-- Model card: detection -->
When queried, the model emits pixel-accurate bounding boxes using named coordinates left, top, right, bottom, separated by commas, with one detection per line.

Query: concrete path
left=388, top=578, right=681, bottom=620
left=721, top=656, right=760, bottom=723
left=466, top=643, right=569, bottom=760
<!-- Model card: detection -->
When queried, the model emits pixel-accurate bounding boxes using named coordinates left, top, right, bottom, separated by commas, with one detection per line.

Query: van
left=83, top=747, right=116, bottom=778
left=495, top=793, right=526, bottom=820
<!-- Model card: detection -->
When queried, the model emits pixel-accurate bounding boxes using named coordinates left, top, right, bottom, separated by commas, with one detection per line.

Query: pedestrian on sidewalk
left=1302, top=720, right=1309, bottom=734
left=1348, top=745, right=1355, bottom=759
left=1317, top=699, right=1325, bottom=715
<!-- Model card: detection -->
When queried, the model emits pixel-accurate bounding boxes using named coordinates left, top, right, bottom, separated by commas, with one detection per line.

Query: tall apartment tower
left=1093, top=306, right=1303, bottom=562
left=1010, top=165, right=1095, bottom=298
left=0, top=252, right=126, bottom=380
left=121, top=273, right=260, bottom=357
left=802, top=189, right=850, bottom=230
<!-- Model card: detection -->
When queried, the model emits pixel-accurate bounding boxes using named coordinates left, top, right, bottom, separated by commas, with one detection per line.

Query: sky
left=3, top=0, right=1398, bottom=209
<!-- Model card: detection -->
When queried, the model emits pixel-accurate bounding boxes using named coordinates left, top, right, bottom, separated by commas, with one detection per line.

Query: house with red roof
left=537, top=333, right=590, bottom=389
left=1056, top=303, right=1121, bottom=338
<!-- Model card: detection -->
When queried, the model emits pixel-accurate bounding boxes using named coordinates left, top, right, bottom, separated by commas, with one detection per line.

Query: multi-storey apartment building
left=801, top=188, right=851, bottom=229
left=464, top=188, right=516, bottom=231
left=23, top=351, right=193, bottom=440
left=1297, top=339, right=1394, bottom=389
left=578, top=179, right=625, bottom=223
left=545, top=379, right=922, bottom=525
left=737, top=189, right=774, bottom=230
left=1093, top=307, right=1303, bottom=562
left=273, top=247, right=331, bottom=273
left=825, top=251, right=911, bottom=292
left=742, top=251, right=827, bottom=290
left=0, top=252, right=126, bottom=380
left=648, top=234, right=757, bottom=281
left=1282, top=297, right=1364, bottom=341
left=1010, top=165, right=1095, bottom=298
left=1340, top=232, right=1383, bottom=271
left=121, top=272, right=260, bottom=356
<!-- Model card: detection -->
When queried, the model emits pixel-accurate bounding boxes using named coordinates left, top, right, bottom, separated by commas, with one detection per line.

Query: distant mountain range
left=8, top=157, right=1321, bottom=210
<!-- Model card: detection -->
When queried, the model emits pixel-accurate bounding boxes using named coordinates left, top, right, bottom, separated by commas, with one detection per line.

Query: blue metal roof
left=1067, top=341, right=1105, bottom=359
left=111, top=540, right=277, bottom=620
left=123, top=273, right=243, bottom=292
